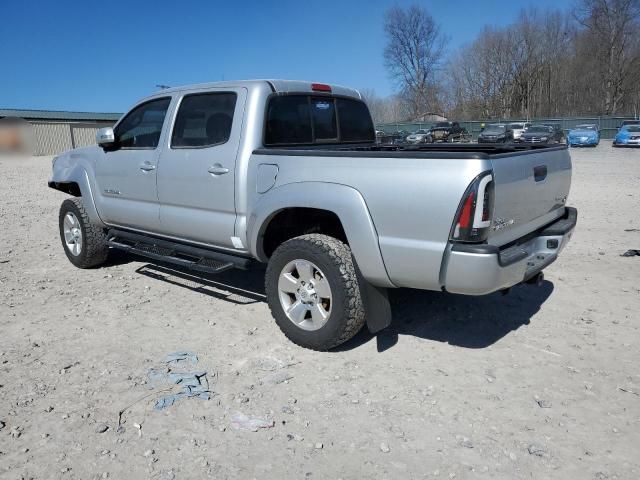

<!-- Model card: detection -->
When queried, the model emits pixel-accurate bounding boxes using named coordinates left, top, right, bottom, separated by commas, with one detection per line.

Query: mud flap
left=362, top=281, right=392, bottom=334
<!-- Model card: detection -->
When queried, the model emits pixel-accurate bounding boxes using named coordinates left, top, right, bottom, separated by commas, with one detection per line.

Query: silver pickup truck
left=49, top=79, right=577, bottom=350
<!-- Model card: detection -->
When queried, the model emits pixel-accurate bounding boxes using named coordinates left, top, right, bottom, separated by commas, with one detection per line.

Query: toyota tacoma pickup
left=49, top=80, right=577, bottom=350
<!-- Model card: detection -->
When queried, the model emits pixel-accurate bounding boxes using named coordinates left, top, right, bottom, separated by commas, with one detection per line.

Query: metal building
left=0, top=109, right=121, bottom=155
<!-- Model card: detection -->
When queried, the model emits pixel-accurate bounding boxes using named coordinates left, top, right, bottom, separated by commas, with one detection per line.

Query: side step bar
left=106, top=229, right=253, bottom=275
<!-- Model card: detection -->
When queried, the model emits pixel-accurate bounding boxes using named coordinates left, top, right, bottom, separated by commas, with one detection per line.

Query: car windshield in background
left=527, top=126, right=552, bottom=133
left=575, top=124, right=597, bottom=131
left=414, top=129, right=428, bottom=134
left=484, top=125, right=506, bottom=134
left=509, top=123, right=524, bottom=129
left=625, top=125, right=640, bottom=132
left=433, top=122, right=451, bottom=128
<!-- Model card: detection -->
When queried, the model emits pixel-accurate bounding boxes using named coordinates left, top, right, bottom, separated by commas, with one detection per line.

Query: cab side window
left=171, top=92, right=237, bottom=148
left=115, top=98, right=171, bottom=149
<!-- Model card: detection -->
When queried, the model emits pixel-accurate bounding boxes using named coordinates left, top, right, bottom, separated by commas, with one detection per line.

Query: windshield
left=509, top=123, right=524, bottom=129
left=483, top=125, right=506, bottom=134
left=624, top=125, right=640, bottom=132
left=434, top=122, right=451, bottom=128
left=527, top=125, right=552, bottom=133
left=574, top=125, right=597, bottom=131
left=414, top=129, right=428, bottom=134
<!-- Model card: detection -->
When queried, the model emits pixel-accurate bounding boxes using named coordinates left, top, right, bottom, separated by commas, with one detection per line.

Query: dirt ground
left=0, top=143, right=639, bottom=480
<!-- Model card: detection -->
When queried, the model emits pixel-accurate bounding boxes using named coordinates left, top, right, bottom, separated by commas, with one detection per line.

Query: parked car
left=518, top=124, right=565, bottom=144
left=49, top=79, right=577, bottom=351
left=429, top=121, right=467, bottom=142
left=508, top=122, right=532, bottom=141
left=567, top=124, right=600, bottom=147
left=620, top=120, right=640, bottom=127
left=613, top=124, right=640, bottom=147
left=405, top=129, right=431, bottom=144
left=477, top=123, right=514, bottom=143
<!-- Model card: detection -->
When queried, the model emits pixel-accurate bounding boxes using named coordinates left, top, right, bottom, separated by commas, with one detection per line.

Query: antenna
left=155, top=84, right=171, bottom=90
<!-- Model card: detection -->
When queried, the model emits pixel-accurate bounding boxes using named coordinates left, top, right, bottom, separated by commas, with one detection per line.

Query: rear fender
left=248, top=182, right=394, bottom=288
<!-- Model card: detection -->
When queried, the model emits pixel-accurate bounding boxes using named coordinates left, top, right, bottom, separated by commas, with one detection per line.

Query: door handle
left=208, top=164, right=229, bottom=175
left=139, top=163, right=156, bottom=172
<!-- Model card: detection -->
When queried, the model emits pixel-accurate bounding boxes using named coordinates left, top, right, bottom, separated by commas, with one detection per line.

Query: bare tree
left=383, top=5, right=447, bottom=120
left=575, top=0, right=640, bottom=114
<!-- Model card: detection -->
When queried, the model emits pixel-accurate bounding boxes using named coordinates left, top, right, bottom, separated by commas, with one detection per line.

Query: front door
left=157, top=88, right=245, bottom=248
left=94, top=97, right=172, bottom=231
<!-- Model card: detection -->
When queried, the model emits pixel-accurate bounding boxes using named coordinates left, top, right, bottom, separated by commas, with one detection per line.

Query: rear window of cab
left=264, top=95, right=375, bottom=146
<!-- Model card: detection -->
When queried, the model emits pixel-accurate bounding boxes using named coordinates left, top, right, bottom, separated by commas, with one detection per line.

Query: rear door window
left=171, top=92, right=237, bottom=148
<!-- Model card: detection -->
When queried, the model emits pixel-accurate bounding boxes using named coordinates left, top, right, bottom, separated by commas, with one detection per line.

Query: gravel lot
left=1, top=143, right=639, bottom=480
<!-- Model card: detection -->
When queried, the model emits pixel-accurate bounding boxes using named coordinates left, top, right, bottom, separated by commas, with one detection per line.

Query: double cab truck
left=49, top=80, right=577, bottom=350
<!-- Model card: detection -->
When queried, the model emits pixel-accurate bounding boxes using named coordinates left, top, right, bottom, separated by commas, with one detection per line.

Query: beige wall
left=29, top=121, right=115, bottom=155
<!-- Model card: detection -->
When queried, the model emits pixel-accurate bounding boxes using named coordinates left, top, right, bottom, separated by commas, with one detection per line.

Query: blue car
left=567, top=124, right=600, bottom=147
left=613, top=124, right=640, bottom=147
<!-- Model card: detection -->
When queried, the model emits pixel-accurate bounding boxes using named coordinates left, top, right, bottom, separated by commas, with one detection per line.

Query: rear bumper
left=442, top=207, right=577, bottom=295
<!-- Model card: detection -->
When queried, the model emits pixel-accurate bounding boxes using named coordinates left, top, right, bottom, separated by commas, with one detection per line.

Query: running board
left=106, top=229, right=253, bottom=274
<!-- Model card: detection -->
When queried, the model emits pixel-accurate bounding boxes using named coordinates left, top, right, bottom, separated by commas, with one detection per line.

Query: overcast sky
left=1, top=0, right=571, bottom=112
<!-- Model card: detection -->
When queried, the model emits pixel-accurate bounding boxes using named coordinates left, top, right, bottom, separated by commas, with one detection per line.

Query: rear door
left=488, top=147, right=572, bottom=246
left=156, top=88, right=246, bottom=248
left=94, top=97, right=172, bottom=231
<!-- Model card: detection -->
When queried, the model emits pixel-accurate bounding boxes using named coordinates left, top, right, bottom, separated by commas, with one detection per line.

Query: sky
left=0, top=0, right=572, bottom=113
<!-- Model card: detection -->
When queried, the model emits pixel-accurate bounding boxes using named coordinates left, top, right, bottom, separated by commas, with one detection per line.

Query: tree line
left=365, top=0, right=640, bottom=123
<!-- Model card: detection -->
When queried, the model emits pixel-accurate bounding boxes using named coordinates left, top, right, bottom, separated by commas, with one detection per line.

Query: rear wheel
left=265, top=234, right=365, bottom=350
left=59, top=198, right=109, bottom=268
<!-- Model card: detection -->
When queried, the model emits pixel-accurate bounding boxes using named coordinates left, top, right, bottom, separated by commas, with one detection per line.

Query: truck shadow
left=339, top=282, right=554, bottom=352
left=134, top=262, right=553, bottom=352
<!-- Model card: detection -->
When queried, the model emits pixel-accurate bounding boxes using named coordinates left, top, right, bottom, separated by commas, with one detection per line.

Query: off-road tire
left=265, top=234, right=366, bottom=350
left=59, top=198, right=109, bottom=268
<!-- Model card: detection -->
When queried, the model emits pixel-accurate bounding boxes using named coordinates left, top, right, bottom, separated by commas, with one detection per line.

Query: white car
left=508, top=122, right=531, bottom=141
left=405, top=129, right=431, bottom=144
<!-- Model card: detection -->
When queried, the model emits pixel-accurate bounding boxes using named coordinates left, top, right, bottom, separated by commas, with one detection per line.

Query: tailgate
left=488, top=147, right=572, bottom=246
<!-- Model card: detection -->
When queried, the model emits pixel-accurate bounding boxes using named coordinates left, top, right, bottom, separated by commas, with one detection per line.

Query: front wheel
left=265, top=234, right=366, bottom=350
left=59, top=198, right=109, bottom=268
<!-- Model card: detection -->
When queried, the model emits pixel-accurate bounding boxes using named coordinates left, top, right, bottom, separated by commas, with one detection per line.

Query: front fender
left=49, top=151, right=104, bottom=227
left=248, top=182, right=394, bottom=288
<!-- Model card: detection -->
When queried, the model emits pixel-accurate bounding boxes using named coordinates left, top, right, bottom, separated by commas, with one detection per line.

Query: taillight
left=450, top=172, right=494, bottom=243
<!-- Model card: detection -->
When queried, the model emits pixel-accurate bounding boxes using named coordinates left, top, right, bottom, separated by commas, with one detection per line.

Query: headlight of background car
left=540, top=136, right=548, bottom=141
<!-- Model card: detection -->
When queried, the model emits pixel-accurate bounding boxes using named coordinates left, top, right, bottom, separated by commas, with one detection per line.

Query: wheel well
left=261, top=208, right=347, bottom=258
left=50, top=181, right=81, bottom=196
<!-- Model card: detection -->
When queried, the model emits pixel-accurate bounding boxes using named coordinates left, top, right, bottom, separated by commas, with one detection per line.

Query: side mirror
left=96, top=127, right=116, bottom=149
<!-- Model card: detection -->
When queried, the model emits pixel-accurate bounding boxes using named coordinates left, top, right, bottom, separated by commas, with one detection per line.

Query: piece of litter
left=147, top=352, right=212, bottom=410
left=164, top=351, right=198, bottom=366
left=230, top=412, right=274, bottom=431
left=618, top=386, right=640, bottom=397
left=620, top=249, right=640, bottom=257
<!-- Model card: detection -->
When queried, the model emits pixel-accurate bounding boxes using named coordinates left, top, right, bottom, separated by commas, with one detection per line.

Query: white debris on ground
left=0, top=144, right=639, bottom=479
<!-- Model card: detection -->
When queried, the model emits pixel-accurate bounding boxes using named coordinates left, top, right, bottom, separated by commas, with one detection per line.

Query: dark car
left=518, top=124, right=565, bottom=144
left=477, top=123, right=514, bottom=143
left=429, top=121, right=467, bottom=142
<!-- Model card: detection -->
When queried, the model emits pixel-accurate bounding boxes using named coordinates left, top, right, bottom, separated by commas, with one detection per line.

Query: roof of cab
left=147, top=79, right=362, bottom=100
